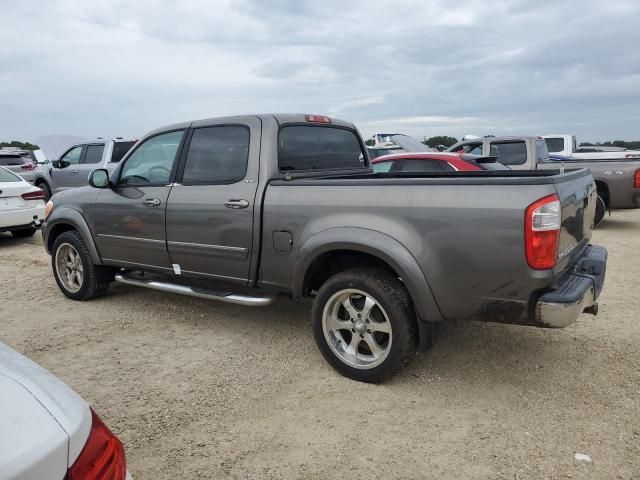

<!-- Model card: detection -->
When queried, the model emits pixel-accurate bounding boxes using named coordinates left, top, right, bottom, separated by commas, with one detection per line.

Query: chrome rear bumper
left=536, top=245, right=607, bottom=328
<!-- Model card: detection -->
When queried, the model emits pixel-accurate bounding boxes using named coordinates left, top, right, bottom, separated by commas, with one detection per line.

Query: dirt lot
left=1, top=211, right=639, bottom=480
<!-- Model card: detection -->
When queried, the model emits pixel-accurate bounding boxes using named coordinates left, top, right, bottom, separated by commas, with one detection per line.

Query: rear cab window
left=544, top=137, right=565, bottom=153
left=278, top=126, right=366, bottom=172
left=489, top=141, right=527, bottom=165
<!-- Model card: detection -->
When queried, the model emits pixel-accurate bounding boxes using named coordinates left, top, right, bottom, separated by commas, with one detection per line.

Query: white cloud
left=0, top=0, right=639, bottom=143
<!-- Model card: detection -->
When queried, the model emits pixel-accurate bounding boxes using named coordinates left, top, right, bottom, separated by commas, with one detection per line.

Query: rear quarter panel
left=261, top=178, right=561, bottom=324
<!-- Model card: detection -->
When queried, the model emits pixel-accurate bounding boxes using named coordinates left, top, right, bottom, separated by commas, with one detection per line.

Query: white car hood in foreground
left=0, top=343, right=91, bottom=479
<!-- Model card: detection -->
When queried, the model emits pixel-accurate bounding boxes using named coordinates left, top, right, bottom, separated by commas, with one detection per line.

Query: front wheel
left=312, top=268, right=418, bottom=383
left=51, top=231, right=113, bottom=300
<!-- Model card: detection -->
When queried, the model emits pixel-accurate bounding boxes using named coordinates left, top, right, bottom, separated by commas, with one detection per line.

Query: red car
left=371, top=152, right=506, bottom=173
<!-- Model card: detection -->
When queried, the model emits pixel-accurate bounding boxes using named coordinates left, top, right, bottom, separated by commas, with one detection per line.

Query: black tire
left=36, top=181, right=52, bottom=201
left=51, top=230, right=113, bottom=300
left=11, top=228, right=36, bottom=238
left=312, top=268, right=418, bottom=383
left=594, top=195, right=606, bottom=228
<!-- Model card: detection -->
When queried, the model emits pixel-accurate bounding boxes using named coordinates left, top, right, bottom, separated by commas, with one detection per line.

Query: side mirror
left=89, top=169, right=110, bottom=188
left=51, top=159, right=61, bottom=168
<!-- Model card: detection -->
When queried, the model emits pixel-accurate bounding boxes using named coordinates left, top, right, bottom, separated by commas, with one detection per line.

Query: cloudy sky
left=2, top=0, right=639, bottom=143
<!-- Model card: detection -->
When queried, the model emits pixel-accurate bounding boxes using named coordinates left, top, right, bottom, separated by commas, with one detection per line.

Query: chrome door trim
left=167, top=240, right=248, bottom=257
left=97, top=233, right=166, bottom=245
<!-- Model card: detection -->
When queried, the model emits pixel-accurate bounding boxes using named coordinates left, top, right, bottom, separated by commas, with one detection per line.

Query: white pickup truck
left=543, top=134, right=640, bottom=160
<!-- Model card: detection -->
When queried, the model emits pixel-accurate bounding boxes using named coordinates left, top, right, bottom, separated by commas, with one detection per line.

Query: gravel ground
left=1, top=210, right=639, bottom=479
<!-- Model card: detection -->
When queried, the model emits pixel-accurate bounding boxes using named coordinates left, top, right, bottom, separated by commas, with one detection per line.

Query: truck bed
left=261, top=167, right=596, bottom=325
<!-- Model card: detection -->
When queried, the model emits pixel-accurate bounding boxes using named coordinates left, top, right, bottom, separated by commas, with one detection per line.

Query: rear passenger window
left=279, top=126, right=365, bottom=171
left=489, top=142, right=527, bottom=165
left=84, top=144, right=105, bottom=164
left=398, top=159, right=454, bottom=172
left=182, top=126, right=249, bottom=184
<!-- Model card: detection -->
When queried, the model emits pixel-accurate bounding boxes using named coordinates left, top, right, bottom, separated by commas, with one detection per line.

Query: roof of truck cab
left=145, top=114, right=356, bottom=137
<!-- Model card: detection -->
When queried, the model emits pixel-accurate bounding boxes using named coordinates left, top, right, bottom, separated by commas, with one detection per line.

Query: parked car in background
left=0, top=341, right=131, bottom=480
left=34, top=138, right=137, bottom=200
left=372, top=152, right=508, bottom=173
left=0, top=151, right=38, bottom=184
left=43, top=114, right=607, bottom=383
left=543, top=134, right=640, bottom=159
left=0, top=166, right=45, bottom=237
left=449, top=135, right=640, bottom=225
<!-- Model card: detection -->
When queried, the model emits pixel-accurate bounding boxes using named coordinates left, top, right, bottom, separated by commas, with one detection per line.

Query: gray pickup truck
left=42, top=114, right=607, bottom=382
left=33, top=138, right=136, bottom=200
left=449, top=136, right=640, bottom=224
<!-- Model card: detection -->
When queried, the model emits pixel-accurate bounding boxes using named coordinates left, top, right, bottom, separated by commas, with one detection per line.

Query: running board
left=114, top=273, right=276, bottom=307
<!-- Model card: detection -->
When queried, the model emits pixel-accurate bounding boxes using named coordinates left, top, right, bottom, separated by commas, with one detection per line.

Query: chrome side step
left=114, top=273, right=276, bottom=307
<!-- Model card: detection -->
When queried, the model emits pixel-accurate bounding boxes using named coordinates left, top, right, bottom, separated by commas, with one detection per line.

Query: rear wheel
left=52, top=231, right=113, bottom=300
left=312, top=268, right=418, bottom=383
left=10, top=228, right=36, bottom=238
left=594, top=195, right=606, bottom=227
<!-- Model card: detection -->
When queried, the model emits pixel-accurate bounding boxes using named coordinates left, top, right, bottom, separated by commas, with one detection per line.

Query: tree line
left=0, top=140, right=39, bottom=150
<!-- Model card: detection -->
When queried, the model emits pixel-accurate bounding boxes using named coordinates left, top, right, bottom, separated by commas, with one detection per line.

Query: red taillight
left=21, top=163, right=36, bottom=171
left=67, top=409, right=126, bottom=480
left=21, top=189, right=45, bottom=201
left=525, top=194, right=561, bottom=270
left=634, top=169, right=640, bottom=188
left=305, top=114, right=331, bottom=124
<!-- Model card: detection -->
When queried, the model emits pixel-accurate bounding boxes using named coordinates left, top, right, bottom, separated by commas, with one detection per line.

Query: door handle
left=70, top=169, right=79, bottom=174
left=224, top=199, right=249, bottom=209
left=143, top=198, right=162, bottom=207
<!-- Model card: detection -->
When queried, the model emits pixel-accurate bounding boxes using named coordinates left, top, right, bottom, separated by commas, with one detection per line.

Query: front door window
left=118, top=131, right=183, bottom=186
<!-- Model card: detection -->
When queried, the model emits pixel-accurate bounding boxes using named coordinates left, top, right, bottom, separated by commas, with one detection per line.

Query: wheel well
left=47, top=224, right=76, bottom=252
left=303, top=250, right=398, bottom=296
left=595, top=180, right=609, bottom=207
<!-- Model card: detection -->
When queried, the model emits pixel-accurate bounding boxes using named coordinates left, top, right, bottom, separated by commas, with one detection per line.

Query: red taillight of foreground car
left=525, top=194, right=561, bottom=270
left=67, top=409, right=126, bottom=480
left=634, top=169, right=640, bottom=188
left=21, top=189, right=45, bottom=201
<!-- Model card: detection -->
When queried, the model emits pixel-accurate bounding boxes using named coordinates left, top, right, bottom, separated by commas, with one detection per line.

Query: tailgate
left=553, top=169, right=597, bottom=272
